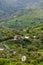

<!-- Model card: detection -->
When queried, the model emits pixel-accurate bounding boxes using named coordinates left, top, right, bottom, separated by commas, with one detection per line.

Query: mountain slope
left=0, top=9, right=43, bottom=29
left=0, top=0, right=43, bottom=21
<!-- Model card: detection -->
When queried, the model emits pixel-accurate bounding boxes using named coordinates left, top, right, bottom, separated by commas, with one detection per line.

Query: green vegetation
left=0, top=24, right=43, bottom=65
left=0, top=9, right=43, bottom=65
left=0, top=9, right=43, bottom=30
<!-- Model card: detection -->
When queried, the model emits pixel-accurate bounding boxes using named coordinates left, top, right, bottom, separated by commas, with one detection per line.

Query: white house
left=33, top=36, right=36, bottom=39
left=21, top=36, right=29, bottom=39
left=24, top=36, right=29, bottom=39
left=21, top=56, right=26, bottom=62
left=0, top=48, right=4, bottom=51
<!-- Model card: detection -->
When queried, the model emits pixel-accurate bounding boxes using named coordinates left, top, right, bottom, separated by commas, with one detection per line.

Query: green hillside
left=0, top=23, right=43, bottom=41
left=0, top=9, right=43, bottom=65
left=0, top=9, right=43, bottom=29
left=0, top=24, right=43, bottom=65
left=0, top=0, right=43, bottom=65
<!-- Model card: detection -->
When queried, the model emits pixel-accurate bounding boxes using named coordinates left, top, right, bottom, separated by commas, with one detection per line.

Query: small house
left=21, top=56, right=26, bottom=62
